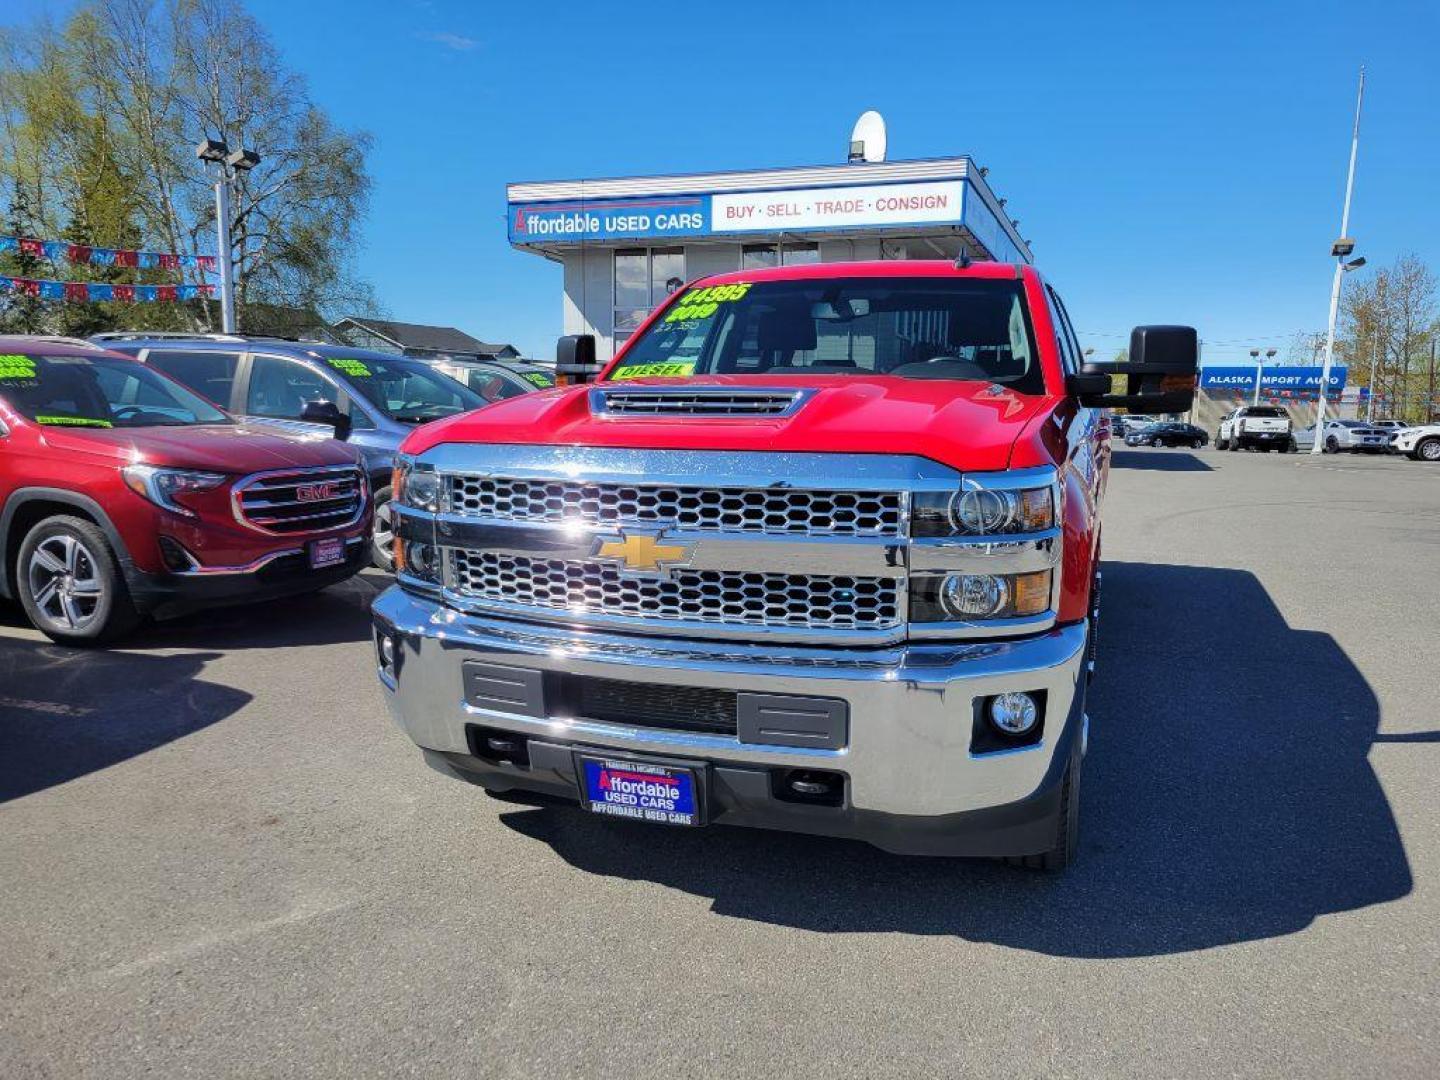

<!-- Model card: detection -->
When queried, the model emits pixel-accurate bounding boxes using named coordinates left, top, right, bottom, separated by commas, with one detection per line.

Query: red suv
left=0, top=337, right=371, bottom=644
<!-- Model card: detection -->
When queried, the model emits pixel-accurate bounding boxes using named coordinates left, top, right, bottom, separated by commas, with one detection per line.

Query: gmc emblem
left=296, top=481, right=340, bottom=503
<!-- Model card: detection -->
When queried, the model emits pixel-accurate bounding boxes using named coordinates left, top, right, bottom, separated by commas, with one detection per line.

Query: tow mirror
left=1068, top=325, right=1198, bottom=413
left=301, top=398, right=352, bottom=442
left=556, top=334, right=600, bottom=385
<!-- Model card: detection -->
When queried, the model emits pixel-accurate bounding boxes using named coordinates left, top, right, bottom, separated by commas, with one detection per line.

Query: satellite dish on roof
left=848, top=110, right=887, bottom=163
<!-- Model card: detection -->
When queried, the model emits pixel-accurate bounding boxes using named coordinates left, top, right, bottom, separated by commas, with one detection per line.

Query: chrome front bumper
left=372, top=586, right=1088, bottom=856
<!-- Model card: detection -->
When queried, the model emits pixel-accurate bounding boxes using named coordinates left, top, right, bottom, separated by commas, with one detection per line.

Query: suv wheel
left=1416, top=437, right=1440, bottom=462
left=371, top=485, right=395, bottom=571
left=16, top=515, right=139, bottom=646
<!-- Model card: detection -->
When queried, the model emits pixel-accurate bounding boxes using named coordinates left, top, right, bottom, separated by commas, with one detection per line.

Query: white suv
left=1391, top=423, right=1440, bottom=462
left=1216, top=405, right=1293, bottom=452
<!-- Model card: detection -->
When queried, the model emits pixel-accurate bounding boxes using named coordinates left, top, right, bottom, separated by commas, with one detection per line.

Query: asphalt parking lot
left=2, top=447, right=1437, bottom=1079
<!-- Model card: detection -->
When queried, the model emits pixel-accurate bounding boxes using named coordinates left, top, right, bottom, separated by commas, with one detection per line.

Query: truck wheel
left=16, top=515, right=140, bottom=646
left=371, top=485, right=395, bottom=571
left=1215, top=437, right=1228, bottom=451
left=1005, top=748, right=1081, bottom=872
left=1416, top=437, right=1440, bottom=462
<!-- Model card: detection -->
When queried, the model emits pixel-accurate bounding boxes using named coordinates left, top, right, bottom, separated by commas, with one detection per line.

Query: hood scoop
left=589, top=386, right=812, bottom=418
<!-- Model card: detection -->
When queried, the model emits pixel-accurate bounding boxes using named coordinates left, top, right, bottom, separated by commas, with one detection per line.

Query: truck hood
left=36, top=422, right=361, bottom=472
left=402, top=375, right=1052, bottom=472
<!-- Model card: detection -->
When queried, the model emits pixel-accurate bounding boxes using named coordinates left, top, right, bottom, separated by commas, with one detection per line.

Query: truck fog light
left=989, top=692, right=1039, bottom=735
left=940, top=573, right=1008, bottom=618
left=377, top=632, right=395, bottom=670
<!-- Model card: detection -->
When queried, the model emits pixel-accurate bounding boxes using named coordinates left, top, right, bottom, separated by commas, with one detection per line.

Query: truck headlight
left=911, top=480, right=1055, bottom=537
left=911, top=570, right=1053, bottom=622
left=392, top=456, right=440, bottom=512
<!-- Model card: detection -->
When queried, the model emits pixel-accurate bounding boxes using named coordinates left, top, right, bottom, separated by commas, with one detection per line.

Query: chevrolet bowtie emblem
left=593, top=531, right=693, bottom=576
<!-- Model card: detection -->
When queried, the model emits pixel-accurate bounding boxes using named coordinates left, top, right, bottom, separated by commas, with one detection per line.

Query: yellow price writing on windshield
left=0, top=354, right=39, bottom=379
left=610, top=361, right=696, bottom=381
left=327, top=358, right=372, bottom=377
left=664, top=282, right=752, bottom=323
left=36, top=415, right=113, bottom=428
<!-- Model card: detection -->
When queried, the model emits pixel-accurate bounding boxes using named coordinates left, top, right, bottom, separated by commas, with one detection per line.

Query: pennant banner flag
left=0, top=274, right=214, bottom=303
left=0, top=234, right=216, bottom=273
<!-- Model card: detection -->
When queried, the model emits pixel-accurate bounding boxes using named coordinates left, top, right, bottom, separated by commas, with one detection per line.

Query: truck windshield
left=0, top=352, right=231, bottom=428
left=607, top=277, right=1045, bottom=394
left=320, top=355, right=486, bottom=423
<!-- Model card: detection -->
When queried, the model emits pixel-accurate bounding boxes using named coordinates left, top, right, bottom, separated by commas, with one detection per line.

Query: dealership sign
left=1199, top=366, right=1348, bottom=391
left=508, top=180, right=966, bottom=245
left=509, top=194, right=709, bottom=243
left=711, top=180, right=963, bottom=233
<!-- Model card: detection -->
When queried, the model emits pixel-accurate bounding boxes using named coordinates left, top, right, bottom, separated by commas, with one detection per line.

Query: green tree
left=0, top=0, right=377, bottom=334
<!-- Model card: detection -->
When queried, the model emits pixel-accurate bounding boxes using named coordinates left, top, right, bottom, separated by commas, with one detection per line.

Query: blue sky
left=6, top=0, right=1438, bottom=365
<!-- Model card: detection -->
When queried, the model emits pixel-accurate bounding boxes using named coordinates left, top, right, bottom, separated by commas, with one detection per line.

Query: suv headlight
left=121, top=465, right=227, bottom=517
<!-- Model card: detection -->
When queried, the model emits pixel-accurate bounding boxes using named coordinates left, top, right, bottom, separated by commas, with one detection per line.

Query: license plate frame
left=308, top=536, right=346, bottom=569
left=576, top=753, right=705, bottom=828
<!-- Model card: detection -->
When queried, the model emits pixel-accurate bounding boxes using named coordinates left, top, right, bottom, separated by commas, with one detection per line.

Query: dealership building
left=506, top=156, right=1032, bottom=362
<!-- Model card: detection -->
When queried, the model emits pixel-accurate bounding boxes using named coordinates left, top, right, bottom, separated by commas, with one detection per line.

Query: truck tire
left=1215, top=437, right=1227, bottom=451
left=1415, top=437, right=1440, bottom=462
left=1005, top=748, right=1081, bottom=872
left=15, top=515, right=140, bottom=646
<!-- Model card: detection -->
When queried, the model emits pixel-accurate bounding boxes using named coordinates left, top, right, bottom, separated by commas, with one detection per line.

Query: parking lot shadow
left=0, top=634, right=250, bottom=803
left=127, top=570, right=387, bottom=651
left=498, top=561, right=1411, bottom=958
left=1111, top=449, right=1213, bottom=472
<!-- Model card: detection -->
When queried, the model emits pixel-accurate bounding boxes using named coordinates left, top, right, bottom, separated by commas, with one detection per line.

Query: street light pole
left=1253, top=348, right=1277, bottom=407
left=1312, top=67, right=1366, bottom=453
left=195, top=139, right=260, bottom=335
left=213, top=173, right=236, bottom=333
left=1367, top=325, right=1380, bottom=422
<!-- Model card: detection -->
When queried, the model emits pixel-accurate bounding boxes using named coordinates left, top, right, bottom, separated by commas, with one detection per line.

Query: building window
left=742, top=244, right=779, bottom=270
left=741, top=242, right=819, bottom=269
left=614, top=247, right=685, bottom=343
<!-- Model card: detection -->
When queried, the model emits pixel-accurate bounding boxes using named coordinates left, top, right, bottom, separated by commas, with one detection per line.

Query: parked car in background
left=0, top=337, right=370, bottom=644
left=1390, top=422, right=1440, bottom=462
left=428, top=357, right=556, bottom=401
left=1124, top=421, right=1208, bottom=448
left=95, top=334, right=487, bottom=569
left=1113, top=414, right=1159, bottom=437
left=1215, top=405, right=1293, bottom=451
left=1293, top=419, right=1392, bottom=454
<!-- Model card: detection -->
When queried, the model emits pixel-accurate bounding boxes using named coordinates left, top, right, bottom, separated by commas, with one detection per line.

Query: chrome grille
left=445, top=477, right=902, bottom=537
left=448, top=550, right=901, bottom=631
left=234, top=466, right=364, bottom=534
left=592, top=387, right=807, bottom=416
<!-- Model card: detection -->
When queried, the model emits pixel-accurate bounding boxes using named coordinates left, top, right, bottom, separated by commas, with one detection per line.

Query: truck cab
left=371, top=261, right=1197, bottom=869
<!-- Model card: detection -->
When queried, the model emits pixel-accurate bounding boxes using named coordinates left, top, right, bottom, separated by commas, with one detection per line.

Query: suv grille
left=592, top=388, right=806, bottom=416
left=446, top=477, right=902, bottom=537
left=234, top=466, right=364, bottom=534
left=449, top=550, right=900, bottom=631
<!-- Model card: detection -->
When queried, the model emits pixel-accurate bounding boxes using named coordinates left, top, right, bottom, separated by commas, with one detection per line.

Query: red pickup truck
left=373, top=261, right=1196, bottom=869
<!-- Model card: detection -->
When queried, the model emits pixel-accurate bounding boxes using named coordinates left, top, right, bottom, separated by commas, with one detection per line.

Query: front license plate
left=308, top=537, right=346, bottom=569
left=579, top=756, right=701, bottom=827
